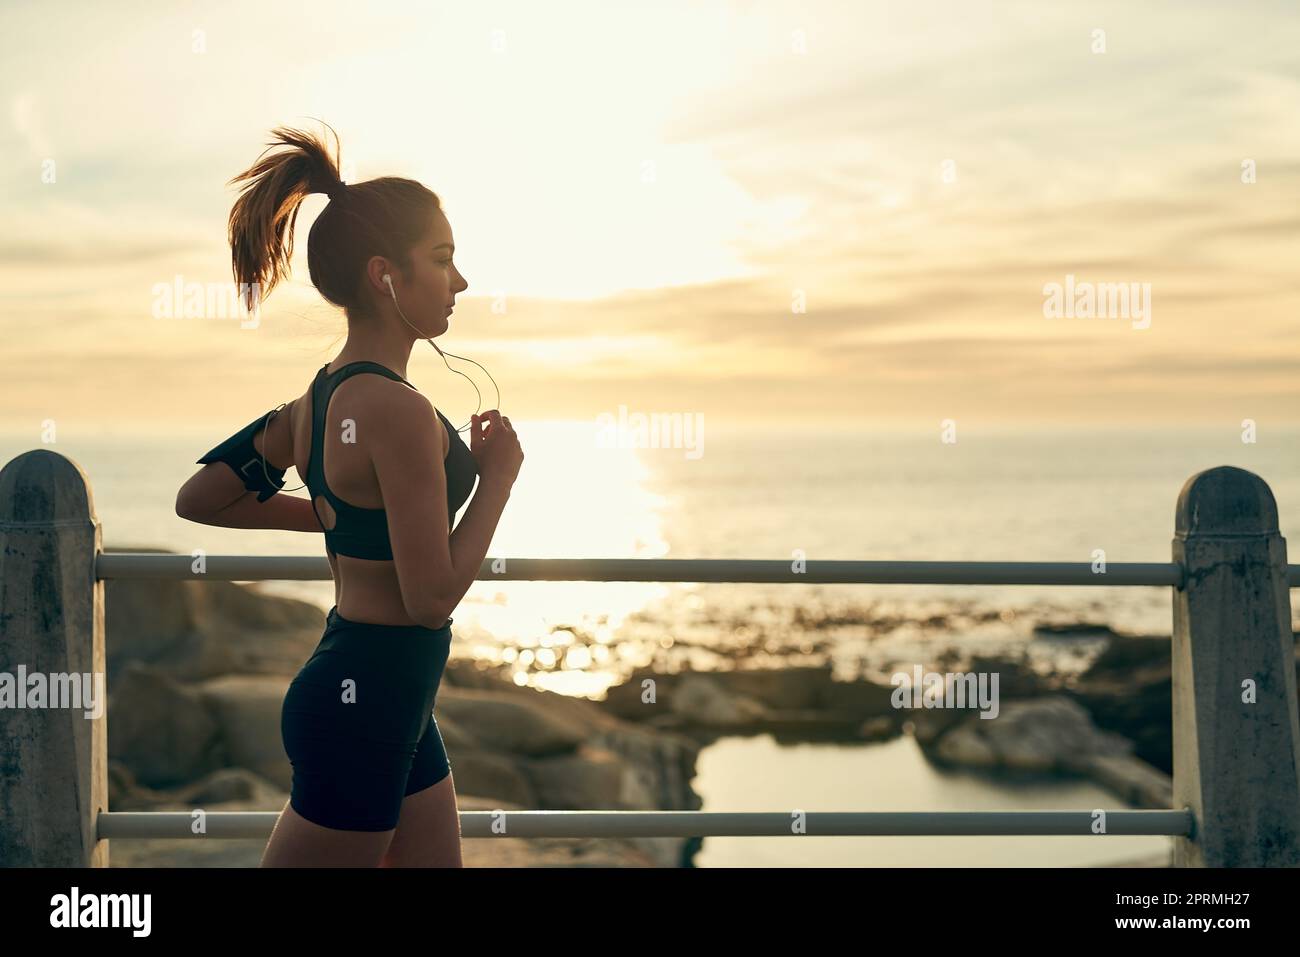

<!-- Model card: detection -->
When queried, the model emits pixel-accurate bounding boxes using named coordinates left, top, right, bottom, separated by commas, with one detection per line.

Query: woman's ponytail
left=227, top=123, right=342, bottom=314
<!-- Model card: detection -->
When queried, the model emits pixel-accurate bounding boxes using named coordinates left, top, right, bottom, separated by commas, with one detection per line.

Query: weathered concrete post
left=0, top=450, right=108, bottom=866
left=1172, top=465, right=1300, bottom=866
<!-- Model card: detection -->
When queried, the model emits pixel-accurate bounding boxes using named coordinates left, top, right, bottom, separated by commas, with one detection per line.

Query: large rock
left=453, top=792, right=663, bottom=867
left=1068, top=652, right=1173, bottom=774
left=449, top=751, right=538, bottom=807
left=109, top=761, right=286, bottom=811
left=520, top=743, right=696, bottom=867
left=587, top=722, right=701, bottom=813
left=602, top=666, right=897, bottom=732
left=965, top=655, right=1050, bottom=699
left=433, top=713, right=479, bottom=752
left=523, top=745, right=627, bottom=808
left=704, top=666, right=839, bottom=710
left=917, top=691, right=1175, bottom=809
left=1078, top=753, right=1173, bottom=809
left=1079, top=633, right=1170, bottom=674
left=820, top=676, right=907, bottom=717
left=437, top=686, right=588, bottom=756
left=104, top=548, right=325, bottom=683
left=1032, top=622, right=1122, bottom=640
left=667, top=674, right=770, bottom=726
left=194, top=674, right=293, bottom=791
left=431, top=683, right=701, bottom=870
left=906, top=707, right=970, bottom=748
left=449, top=679, right=702, bottom=811
left=456, top=792, right=664, bottom=867
left=922, top=696, right=1135, bottom=772
left=107, top=664, right=223, bottom=788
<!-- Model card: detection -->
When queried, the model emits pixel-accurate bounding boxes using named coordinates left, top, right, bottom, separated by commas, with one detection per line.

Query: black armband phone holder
left=197, top=411, right=287, bottom=503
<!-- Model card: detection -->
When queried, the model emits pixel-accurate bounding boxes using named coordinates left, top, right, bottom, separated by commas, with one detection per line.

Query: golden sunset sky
left=2, top=0, right=1297, bottom=437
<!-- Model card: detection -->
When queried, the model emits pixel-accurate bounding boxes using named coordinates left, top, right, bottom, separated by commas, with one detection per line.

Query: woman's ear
left=364, top=255, right=392, bottom=295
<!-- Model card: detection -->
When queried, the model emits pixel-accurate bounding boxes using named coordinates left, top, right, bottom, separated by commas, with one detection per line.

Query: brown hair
left=227, top=122, right=442, bottom=315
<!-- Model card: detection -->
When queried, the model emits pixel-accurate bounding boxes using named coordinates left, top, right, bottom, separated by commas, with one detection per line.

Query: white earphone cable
left=383, top=274, right=501, bottom=434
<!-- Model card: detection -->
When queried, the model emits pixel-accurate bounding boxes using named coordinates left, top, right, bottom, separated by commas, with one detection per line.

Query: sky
left=1, top=0, right=1298, bottom=438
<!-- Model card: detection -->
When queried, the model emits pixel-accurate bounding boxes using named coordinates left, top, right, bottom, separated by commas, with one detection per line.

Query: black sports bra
left=307, top=361, right=478, bottom=560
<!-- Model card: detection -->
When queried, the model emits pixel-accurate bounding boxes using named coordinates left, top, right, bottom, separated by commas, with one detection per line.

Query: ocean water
left=3, top=423, right=1295, bottom=867
left=5, top=423, right=1294, bottom=689
left=693, top=734, right=1173, bottom=867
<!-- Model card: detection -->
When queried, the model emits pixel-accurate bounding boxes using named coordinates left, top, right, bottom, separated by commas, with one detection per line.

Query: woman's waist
left=326, top=603, right=453, bottom=634
left=326, top=562, right=454, bottom=631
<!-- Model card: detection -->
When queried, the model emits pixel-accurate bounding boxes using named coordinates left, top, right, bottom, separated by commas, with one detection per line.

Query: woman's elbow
left=404, top=594, right=453, bottom=631
left=175, top=486, right=208, bottom=522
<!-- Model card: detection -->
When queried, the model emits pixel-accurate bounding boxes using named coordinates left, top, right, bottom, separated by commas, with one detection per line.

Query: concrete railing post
left=0, top=450, right=107, bottom=866
left=1172, top=465, right=1300, bottom=866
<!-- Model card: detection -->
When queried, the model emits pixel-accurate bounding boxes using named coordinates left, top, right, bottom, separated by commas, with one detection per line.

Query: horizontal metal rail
left=97, top=553, right=1220, bottom=586
left=98, top=809, right=1194, bottom=839
left=95, top=552, right=1300, bottom=587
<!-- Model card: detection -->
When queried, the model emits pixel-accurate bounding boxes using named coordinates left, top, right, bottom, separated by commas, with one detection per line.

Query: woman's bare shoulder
left=339, top=375, right=443, bottom=450
left=345, top=372, right=432, bottom=413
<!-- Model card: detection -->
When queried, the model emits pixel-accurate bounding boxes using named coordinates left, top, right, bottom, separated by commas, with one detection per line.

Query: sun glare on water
left=456, top=417, right=675, bottom=696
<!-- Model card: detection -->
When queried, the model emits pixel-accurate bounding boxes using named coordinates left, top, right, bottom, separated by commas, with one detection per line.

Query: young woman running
left=175, top=125, right=523, bottom=867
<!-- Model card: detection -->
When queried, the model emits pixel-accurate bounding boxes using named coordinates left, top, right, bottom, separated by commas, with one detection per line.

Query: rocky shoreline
left=101, top=547, right=1274, bottom=868
left=105, top=560, right=701, bottom=867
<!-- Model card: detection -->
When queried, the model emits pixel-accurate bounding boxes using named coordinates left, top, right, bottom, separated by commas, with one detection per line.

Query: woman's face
left=392, top=209, right=468, bottom=337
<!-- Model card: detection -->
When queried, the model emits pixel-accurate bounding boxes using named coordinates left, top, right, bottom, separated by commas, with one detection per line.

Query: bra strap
left=307, top=361, right=417, bottom=495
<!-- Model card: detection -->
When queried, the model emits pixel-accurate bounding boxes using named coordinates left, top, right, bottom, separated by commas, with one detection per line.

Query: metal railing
left=97, top=553, right=1194, bottom=585
left=96, top=809, right=1194, bottom=839
left=2, top=451, right=1298, bottom=866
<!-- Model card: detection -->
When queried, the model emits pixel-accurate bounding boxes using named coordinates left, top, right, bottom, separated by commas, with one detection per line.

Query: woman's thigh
left=382, top=773, right=463, bottom=868
left=261, top=799, right=396, bottom=867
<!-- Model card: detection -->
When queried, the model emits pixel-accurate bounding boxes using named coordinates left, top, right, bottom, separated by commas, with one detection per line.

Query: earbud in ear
left=382, top=274, right=396, bottom=300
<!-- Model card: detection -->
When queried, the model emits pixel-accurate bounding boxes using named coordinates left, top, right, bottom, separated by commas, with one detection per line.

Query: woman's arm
left=371, top=392, right=515, bottom=628
left=179, top=486, right=324, bottom=532
left=176, top=399, right=322, bottom=532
